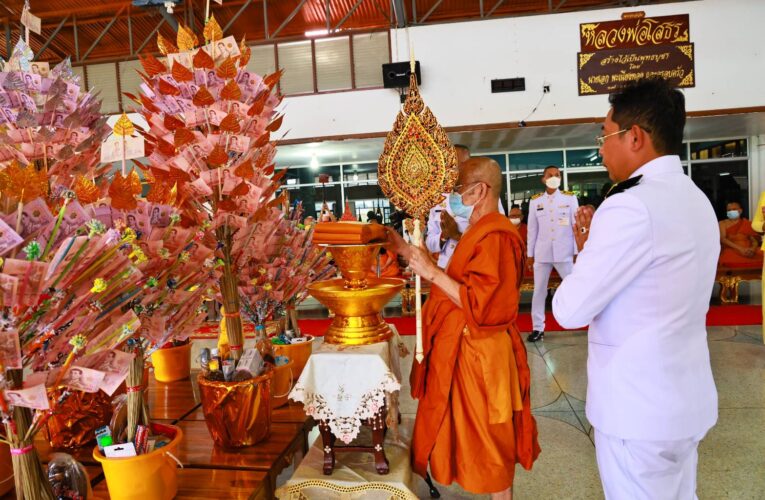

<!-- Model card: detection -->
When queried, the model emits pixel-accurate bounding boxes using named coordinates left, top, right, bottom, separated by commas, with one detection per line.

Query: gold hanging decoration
left=377, top=71, right=458, bottom=220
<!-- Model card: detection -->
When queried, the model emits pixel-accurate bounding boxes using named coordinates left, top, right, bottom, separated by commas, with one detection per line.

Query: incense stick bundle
left=126, top=344, right=149, bottom=443
left=4, top=370, right=54, bottom=500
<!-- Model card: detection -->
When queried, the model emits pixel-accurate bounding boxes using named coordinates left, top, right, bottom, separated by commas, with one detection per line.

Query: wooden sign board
left=580, top=14, right=689, bottom=52
left=578, top=43, right=695, bottom=96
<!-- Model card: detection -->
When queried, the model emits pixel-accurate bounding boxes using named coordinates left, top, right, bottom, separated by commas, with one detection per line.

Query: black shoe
left=527, top=330, right=544, bottom=342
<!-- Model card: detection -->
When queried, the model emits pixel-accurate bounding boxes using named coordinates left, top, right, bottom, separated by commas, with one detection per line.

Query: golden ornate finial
left=203, top=15, right=223, bottom=43
left=177, top=24, right=199, bottom=52
left=112, top=113, right=135, bottom=137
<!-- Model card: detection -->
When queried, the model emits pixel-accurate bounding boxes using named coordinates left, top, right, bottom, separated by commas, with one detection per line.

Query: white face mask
left=545, top=177, right=561, bottom=190
left=509, top=217, right=522, bottom=226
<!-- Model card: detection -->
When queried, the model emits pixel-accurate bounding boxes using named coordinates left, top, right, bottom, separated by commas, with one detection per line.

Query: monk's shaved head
left=459, top=157, right=503, bottom=198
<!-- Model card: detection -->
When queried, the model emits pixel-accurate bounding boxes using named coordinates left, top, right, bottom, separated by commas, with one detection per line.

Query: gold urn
left=309, top=243, right=405, bottom=345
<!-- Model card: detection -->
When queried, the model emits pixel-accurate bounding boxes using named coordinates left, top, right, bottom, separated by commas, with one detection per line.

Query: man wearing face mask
left=385, top=157, right=539, bottom=499
left=719, top=201, right=762, bottom=268
left=509, top=205, right=527, bottom=244
left=526, top=166, right=578, bottom=342
left=426, top=145, right=505, bottom=269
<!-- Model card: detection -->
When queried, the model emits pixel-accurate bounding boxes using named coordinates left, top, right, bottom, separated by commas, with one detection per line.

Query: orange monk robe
left=720, top=218, right=763, bottom=268
left=410, top=212, right=540, bottom=494
left=367, top=250, right=401, bottom=279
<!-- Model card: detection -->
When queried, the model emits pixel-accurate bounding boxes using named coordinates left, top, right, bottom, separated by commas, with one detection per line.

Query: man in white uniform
left=526, top=166, right=578, bottom=342
left=426, top=145, right=505, bottom=269
left=552, top=78, right=718, bottom=500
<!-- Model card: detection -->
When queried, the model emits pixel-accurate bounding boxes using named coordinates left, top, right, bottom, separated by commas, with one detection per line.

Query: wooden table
left=92, top=468, right=269, bottom=499
left=25, top=371, right=313, bottom=499
left=173, top=420, right=305, bottom=496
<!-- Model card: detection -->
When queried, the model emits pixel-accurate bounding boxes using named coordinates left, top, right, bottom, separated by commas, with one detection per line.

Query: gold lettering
left=587, top=17, right=688, bottom=50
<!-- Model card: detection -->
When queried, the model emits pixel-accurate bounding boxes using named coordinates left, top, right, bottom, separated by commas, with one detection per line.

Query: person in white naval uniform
left=552, top=78, right=718, bottom=500
left=425, top=145, right=505, bottom=269
left=526, top=166, right=578, bottom=342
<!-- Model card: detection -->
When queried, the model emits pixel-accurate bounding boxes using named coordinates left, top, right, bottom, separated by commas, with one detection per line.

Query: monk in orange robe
left=719, top=201, right=763, bottom=268
left=368, top=248, right=401, bottom=279
left=387, top=158, right=540, bottom=498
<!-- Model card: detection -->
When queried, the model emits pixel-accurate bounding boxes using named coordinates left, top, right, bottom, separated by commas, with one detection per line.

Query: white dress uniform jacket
left=527, top=189, right=578, bottom=262
left=552, top=155, right=719, bottom=441
left=426, top=195, right=505, bottom=269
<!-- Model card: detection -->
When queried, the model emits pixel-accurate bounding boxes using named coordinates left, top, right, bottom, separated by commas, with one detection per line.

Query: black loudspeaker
left=382, top=61, right=421, bottom=89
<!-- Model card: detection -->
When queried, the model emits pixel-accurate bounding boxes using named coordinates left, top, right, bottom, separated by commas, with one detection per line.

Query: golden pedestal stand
left=308, top=244, right=405, bottom=345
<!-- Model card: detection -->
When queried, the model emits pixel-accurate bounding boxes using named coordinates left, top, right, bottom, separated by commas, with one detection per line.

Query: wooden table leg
left=372, top=406, right=390, bottom=475
left=319, top=420, right=336, bottom=475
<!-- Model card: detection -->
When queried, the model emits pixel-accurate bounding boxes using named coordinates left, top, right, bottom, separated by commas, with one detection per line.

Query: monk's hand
left=440, top=211, right=460, bottom=240
left=383, top=226, right=409, bottom=260
left=408, top=245, right=439, bottom=282
left=573, top=205, right=595, bottom=252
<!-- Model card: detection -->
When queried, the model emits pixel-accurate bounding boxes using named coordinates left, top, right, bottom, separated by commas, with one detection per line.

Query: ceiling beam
left=270, top=0, right=308, bottom=39
left=134, top=18, right=166, bottom=56
left=334, top=0, right=365, bottom=31
left=487, top=0, right=506, bottom=17
left=419, top=0, right=444, bottom=24
left=223, top=0, right=254, bottom=34
left=81, top=4, right=127, bottom=61
left=34, top=15, right=70, bottom=61
left=160, top=8, right=179, bottom=32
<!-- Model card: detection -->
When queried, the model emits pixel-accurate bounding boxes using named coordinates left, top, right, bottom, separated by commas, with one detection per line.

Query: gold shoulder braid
left=562, top=190, right=576, bottom=196
left=531, top=193, right=543, bottom=200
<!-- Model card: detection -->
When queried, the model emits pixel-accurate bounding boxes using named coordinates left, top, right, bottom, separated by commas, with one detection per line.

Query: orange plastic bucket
left=151, top=342, right=191, bottom=383
left=270, top=360, right=295, bottom=408
left=93, top=423, right=183, bottom=500
left=272, top=335, right=314, bottom=379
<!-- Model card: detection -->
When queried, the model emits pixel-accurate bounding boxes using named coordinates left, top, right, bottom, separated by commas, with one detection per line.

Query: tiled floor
left=388, top=325, right=765, bottom=499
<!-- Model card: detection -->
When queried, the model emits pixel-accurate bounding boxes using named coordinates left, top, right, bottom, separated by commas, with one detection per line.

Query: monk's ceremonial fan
left=378, top=61, right=458, bottom=362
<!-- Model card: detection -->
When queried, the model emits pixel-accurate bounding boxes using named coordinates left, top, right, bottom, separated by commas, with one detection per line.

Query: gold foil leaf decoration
left=0, top=161, right=48, bottom=202
left=157, top=33, right=178, bottom=55
left=203, top=15, right=223, bottom=43
left=164, top=114, right=185, bottom=131
left=219, top=113, right=241, bottom=134
left=234, top=160, right=254, bottom=178
left=193, top=47, right=215, bottom=69
left=263, top=69, right=284, bottom=90
left=266, top=115, right=284, bottom=132
left=377, top=72, right=458, bottom=219
left=231, top=182, right=249, bottom=197
left=193, top=86, right=215, bottom=107
left=147, top=180, right=173, bottom=204
left=156, top=137, right=176, bottom=156
left=109, top=170, right=142, bottom=210
left=140, top=54, right=167, bottom=77
left=248, top=91, right=268, bottom=116
left=171, top=60, right=194, bottom=82
left=207, top=146, right=228, bottom=166
left=220, top=80, right=241, bottom=101
left=158, top=78, right=181, bottom=96
left=215, top=57, right=237, bottom=80
left=239, top=43, right=251, bottom=68
left=177, top=24, right=199, bottom=52
left=74, top=176, right=100, bottom=205
left=217, top=199, right=238, bottom=212
left=253, top=132, right=270, bottom=148
left=174, top=128, right=195, bottom=148
left=113, top=113, right=135, bottom=137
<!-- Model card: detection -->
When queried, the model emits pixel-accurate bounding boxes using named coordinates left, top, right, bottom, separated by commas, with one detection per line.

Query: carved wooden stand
left=319, top=405, right=389, bottom=475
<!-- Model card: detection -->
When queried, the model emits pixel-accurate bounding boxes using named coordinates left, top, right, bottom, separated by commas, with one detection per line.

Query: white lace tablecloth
left=289, top=329, right=402, bottom=444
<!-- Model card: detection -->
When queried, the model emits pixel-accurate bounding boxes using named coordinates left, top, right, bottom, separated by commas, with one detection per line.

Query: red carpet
left=192, top=305, right=760, bottom=338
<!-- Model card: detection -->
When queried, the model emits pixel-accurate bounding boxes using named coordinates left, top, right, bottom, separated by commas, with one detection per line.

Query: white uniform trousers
left=595, top=429, right=703, bottom=500
left=531, top=261, right=573, bottom=332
